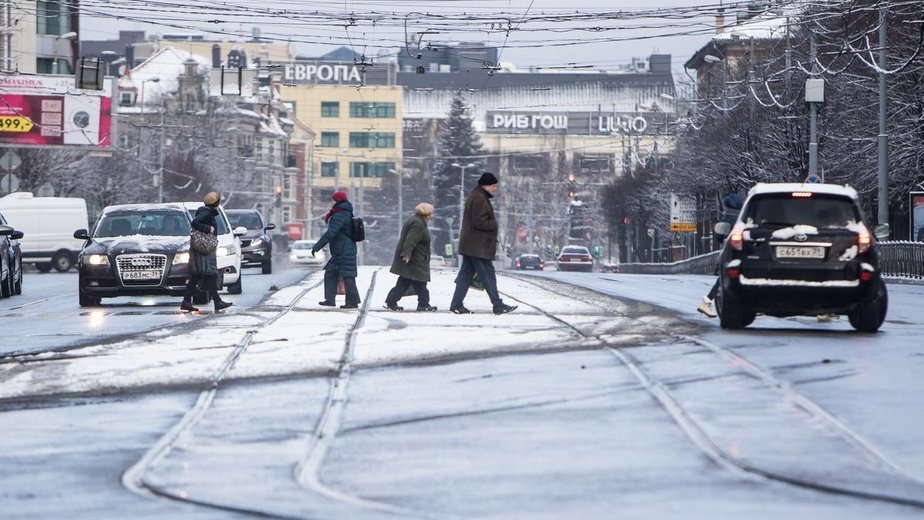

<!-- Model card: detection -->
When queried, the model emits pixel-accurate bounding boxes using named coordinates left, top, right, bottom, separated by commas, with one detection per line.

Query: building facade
left=0, top=0, right=78, bottom=74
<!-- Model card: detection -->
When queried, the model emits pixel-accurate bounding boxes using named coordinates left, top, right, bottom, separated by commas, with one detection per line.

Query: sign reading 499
left=0, top=116, right=34, bottom=133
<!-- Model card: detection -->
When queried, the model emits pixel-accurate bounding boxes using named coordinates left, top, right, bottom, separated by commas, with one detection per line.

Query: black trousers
left=323, top=269, right=360, bottom=305
left=450, top=255, right=504, bottom=310
left=183, top=274, right=220, bottom=301
left=385, top=276, right=430, bottom=307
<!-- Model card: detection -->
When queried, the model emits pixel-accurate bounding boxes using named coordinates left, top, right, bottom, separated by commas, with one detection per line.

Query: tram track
left=501, top=274, right=924, bottom=510
left=120, top=269, right=454, bottom=519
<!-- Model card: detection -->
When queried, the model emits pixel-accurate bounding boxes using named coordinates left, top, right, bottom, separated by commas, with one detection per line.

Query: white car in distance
left=289, top=239, right=326, bottom=266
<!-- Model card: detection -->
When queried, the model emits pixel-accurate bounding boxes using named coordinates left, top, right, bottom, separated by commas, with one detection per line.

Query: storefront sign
left=280, top=61, right=395, bottom=86
left=485, top=110, right=653, bottom=135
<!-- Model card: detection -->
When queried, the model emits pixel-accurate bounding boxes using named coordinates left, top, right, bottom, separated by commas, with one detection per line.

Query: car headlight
left=86, top=254, right=109, bottom=266
left=217, top=245, right=236, bottom=257
left=250, top=238, right=263, bottom=247
left=173, top=252, right=190, bottom=265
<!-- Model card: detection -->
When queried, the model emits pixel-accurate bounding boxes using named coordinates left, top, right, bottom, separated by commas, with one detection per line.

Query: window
left=320, top=132, right=339, bottom=147
left=349, top=102, right=396, bottom=118
left=321, top=102, right=340, bottom=117
left=37, top=1, right=62, bottom=35
left=320, top=162, right=339, bottom=177
left=349, top=132, right=395, bottom=149
left=350, top=162, right=395, bottom=178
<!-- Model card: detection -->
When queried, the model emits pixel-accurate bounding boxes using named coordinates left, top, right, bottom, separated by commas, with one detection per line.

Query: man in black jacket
left=449, top=172, right=517, bottom=315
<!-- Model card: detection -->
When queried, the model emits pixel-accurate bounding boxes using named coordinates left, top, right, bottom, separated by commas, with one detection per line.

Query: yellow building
left=278, top=61, right=402, bottom=218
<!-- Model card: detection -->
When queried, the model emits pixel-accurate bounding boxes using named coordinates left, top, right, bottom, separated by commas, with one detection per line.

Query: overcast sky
left=78, top=0, right=724, bottom=74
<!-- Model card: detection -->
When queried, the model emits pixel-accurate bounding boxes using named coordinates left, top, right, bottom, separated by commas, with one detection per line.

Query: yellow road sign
left=0, top=116, right=34, bottom=133
left=670, top=223, right=696, bottom=232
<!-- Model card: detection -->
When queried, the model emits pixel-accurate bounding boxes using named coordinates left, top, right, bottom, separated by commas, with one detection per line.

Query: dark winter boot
left=180, top=300, right=199, bottom=312
left=214, top=299, right=233, bottom=312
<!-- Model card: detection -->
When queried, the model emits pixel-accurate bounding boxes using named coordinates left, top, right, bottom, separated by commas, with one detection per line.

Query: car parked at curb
left=556, top=246, right=594, bottom=272
left=0, top=216, right=23, bottom=298
left=75, top=204, right=192, bottom=306
left=715, top=183, right=888, bottom=332
left=225, top=209, right=275, bottom=274
left=182, top=202, right=245, bottom=295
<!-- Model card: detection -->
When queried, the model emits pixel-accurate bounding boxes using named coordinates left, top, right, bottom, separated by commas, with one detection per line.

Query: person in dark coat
left=384, top=202, right=437, bottom=312
left=698, top=192, right=744, bottom=318
left=449, top=172, right=517, bottom=315
left=180, top=191, right=233, bottom=313
left=312, top=191, right=361, bottom=309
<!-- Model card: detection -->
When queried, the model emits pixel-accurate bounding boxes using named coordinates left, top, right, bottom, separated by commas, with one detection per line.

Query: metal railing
left=619, top=241, right=924, bottom=281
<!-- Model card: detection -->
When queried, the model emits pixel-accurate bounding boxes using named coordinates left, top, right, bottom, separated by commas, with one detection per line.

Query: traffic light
left=275, top=186, right=282, bottom=205
left=567, top=174, right=576, bottom=198
left=592, top=245, right=601, bottom=259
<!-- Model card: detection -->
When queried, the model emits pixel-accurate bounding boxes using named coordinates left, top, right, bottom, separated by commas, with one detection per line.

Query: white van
left=0, top=192, right=89, bottom=272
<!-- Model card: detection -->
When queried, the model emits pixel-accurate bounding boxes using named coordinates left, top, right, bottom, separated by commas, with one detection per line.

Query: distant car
left=556, top=246, right=594, bottom=272
left=225, top=209, right=275, bottom=274
left=0, top=216, right=23, bottom=298
left=514, top=254, right=544, bottom=270
left=74, top=204, right=192, bottom=306
left=716, top=183, right=888, bottom=332
left=182, top=202, right=245, bottom=294
left=599, top=263, right=620, bottom=273
left=430, top=255, right=449, bottom=269
left=289, top=239, right=326, bottom=266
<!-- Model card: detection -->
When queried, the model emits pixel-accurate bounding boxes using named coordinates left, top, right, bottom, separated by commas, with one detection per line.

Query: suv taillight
left=857, top=223, right=872, bottom=253
left=729, top=224, right=746, bottom=251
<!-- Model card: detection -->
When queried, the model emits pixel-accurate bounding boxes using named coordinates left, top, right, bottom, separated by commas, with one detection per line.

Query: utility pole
left=158, top=109, right=164, bottom=203
left=808, top=32, right=819, bottom=179
left=877, top=6, right=889, bottom=228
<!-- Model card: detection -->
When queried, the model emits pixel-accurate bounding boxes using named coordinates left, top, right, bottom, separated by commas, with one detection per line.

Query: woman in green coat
left=384, top=203, right=437, bottom=311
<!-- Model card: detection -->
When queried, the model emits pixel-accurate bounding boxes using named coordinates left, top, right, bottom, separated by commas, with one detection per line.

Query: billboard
left=911, top=192, right=924, bottom=242
left=0, top=75, right=113, bottom=147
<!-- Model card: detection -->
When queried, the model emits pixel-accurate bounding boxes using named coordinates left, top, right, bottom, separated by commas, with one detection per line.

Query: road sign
left=805, top=173, right=822, bottom=184
left=669, top=193, right=697, bottom=233
left=0, top=116, right=34, bottom=133
left=0, top=150, right=21, bottom=171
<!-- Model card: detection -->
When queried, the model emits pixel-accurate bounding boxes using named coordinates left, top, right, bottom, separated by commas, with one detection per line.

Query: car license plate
left=775, top=246, right=825, bottom=259
left=123, top=270, right=160, bottom=280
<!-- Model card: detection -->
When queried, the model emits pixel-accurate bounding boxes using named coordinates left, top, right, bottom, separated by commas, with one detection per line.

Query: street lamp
left=451, top=162, right=476, bottom=259
left=140, top=77, right=160, bottom=115
left=388, top=168, right=403, bottom=240
left=54, top=31, right=78, bottom=74
left=141, top=77, right=162, bottom=201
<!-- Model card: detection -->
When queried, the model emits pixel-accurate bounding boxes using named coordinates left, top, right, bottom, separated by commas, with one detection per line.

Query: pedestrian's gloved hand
left=310, top=248, right=318, bottom=257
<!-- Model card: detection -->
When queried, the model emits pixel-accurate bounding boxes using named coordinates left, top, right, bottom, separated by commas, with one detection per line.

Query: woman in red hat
left=312, top=191, right=361, bottom=308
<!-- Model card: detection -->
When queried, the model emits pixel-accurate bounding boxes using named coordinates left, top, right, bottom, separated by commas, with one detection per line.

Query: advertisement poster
left=911, top=192, right=924, bottom=242
left=0, top=75, right=112, bottom=147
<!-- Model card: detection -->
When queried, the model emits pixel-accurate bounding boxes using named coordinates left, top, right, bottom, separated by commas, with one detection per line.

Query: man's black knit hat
left=478, top=172, right=498, bottom=186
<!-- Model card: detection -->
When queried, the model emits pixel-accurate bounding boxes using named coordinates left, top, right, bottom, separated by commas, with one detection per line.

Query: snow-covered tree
left=433, top=93, right=483, bottom=254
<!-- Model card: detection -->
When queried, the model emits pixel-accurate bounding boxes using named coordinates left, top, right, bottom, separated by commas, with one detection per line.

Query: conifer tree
left=433, top=93, right=483, bottom=254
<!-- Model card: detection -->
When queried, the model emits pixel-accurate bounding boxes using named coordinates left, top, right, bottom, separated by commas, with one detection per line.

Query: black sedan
left=514, top=254, right=545, bottom=270
left=0, top=220, right=23, bottom=298
left=75, top=204, right=192, bottom=306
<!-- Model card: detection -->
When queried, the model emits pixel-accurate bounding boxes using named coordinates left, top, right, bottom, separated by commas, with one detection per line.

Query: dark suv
left=716, top=183, right=888, bottom=332
left=225, top=209, right=275, bottom=274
